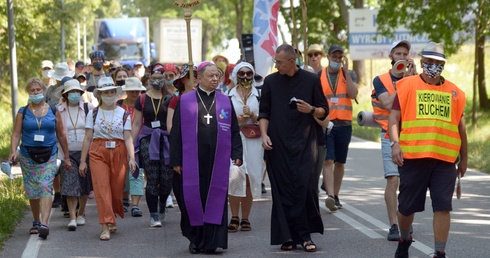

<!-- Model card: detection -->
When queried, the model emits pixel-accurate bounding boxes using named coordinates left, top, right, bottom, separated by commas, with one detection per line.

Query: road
left=1, top=137, right=489, bottom=257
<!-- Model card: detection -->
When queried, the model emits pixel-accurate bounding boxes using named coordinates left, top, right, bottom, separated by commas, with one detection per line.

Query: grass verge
left=0, top=177, right=28, bottom=251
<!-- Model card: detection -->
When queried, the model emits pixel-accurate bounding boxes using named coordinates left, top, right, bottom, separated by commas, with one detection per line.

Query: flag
left=253, top=0, right=280, bottom=78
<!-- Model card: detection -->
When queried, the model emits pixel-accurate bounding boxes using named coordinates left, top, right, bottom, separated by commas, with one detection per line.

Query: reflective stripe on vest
left=397, top=76, right=465, bottom=163
left=320, top=69, right=352, bottom=121
left=371, top=71, right=396, bottom=131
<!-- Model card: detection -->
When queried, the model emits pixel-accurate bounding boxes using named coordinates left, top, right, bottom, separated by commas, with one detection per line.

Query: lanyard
left=67, top=105, right=80, bottom=136
left=101, top=108, right=115, bottom=136
left=31, top=103, right=46, bottom=133
left=149, top=96, right=162, bottom=121
left=326, top=72, right=339, bottom=97
left=122, top=100, right=135, bottom=124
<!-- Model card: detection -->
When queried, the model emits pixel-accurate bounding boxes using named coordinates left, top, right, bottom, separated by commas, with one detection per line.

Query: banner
left=253, top=0, right=280, bottom=78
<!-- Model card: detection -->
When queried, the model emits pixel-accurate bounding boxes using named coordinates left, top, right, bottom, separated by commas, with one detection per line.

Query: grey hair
left=276, top=44, right=296, bottom=59
left=25, top=78, right=47, bottom=93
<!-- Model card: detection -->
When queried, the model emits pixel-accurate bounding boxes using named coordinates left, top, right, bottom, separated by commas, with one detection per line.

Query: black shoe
left=394, top=238, right=412, bottom=258
left=188, top=243, right=200, bottom=254
left=52, top=193, right=61, bottom=208
left=204, top=249, right=217, bottom=254
left=432, top=251, right=446, bottom=258
left=334, top=195, right=343, bottom=209
left=387, top=224, right=400, bottom=241
left=261, top=183, right=267, bottom=194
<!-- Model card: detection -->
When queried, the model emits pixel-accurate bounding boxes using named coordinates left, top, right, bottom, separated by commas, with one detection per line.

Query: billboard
left=348, top=9, right=430, bottom=60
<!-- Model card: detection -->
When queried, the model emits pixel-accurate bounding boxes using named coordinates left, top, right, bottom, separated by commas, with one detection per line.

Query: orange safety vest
left=397, top=75, right=465, bottom=163
left=320, top=68, right=352, bottom=121
left=371, top=71, right=396, bottom=131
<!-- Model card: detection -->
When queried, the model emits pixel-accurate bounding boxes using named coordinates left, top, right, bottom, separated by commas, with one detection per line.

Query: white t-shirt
left=85, top=106, right=131, bottom=140
left=65, top=105, right=86, bottom=151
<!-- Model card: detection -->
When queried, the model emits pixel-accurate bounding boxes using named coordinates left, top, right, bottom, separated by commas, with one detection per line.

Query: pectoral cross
left=204, top=113, right=213, bottom=124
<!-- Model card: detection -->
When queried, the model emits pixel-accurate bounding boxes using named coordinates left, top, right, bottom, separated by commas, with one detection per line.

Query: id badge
left=331, top=97, right=339, bottom=104
left=105, top=141, right=116, bottom=149
left=68, top=133, right=77, bottom=143
left=34, top=134, right=45, bottom=142
left=151, top=120, right=161, bottom=128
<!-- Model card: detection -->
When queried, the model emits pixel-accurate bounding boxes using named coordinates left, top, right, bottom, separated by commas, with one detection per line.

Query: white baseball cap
left=389, top=40, right=411, bottom=54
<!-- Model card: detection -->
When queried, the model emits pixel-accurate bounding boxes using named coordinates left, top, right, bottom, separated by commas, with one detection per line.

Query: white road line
left=320, top=201, right=434, bottom=256
left=21, top=207, right=54, bottom=258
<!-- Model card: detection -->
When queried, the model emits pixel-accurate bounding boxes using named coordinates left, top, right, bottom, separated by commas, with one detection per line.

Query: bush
left=0, top=177, right=28, bottom=250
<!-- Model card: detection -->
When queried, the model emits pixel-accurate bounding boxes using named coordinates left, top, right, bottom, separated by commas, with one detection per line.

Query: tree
left=376, top=0, right=490, bottom=115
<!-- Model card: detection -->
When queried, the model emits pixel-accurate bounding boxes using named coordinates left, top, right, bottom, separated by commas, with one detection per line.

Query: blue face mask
left=29, top=93, right=44, bottom=104
left=68, top=92, right=81, bottom=104
left=330, top=61, right=341, bottom=70
left=165, top=79, right=175, bottom=87
left=295, top=58, right=303, bottom=66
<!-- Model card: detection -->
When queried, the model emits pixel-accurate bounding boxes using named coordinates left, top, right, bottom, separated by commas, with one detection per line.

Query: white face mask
left=42, top=70, right=54, bottom=79
left=101, top=95, right=117, bottom=106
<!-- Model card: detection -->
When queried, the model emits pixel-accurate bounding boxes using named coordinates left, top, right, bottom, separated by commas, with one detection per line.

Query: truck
left=94, top=17, right=153, bottom=67
left=153, top=18, right=202, bottom=64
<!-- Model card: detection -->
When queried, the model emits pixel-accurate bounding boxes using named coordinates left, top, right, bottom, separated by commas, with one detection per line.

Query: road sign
left=348, top=9, right=430, bottom=60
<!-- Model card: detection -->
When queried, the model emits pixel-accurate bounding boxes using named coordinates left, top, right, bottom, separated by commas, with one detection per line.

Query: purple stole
left=180, top=91, right=232, bottom=226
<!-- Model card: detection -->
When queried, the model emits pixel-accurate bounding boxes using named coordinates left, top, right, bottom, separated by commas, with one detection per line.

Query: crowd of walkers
left=8, top=40, right=466, bottom=258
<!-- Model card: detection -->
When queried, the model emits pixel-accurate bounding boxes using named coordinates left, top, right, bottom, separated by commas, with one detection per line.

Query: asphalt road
left=1, top=137, right=489, bottom=258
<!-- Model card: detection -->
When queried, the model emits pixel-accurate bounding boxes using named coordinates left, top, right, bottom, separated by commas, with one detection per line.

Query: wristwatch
left=309, top=106, right=316, bottom=115
left=390, top=141, right=398, bottom=147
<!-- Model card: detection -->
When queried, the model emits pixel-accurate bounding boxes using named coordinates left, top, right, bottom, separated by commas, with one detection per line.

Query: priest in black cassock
left=170, top=62, right=242, bottom=254
left=258, top=44, right=329, bottom=252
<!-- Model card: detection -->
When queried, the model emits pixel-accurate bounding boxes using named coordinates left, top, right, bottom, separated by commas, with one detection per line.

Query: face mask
left=422, top=62, right=444, bottom=78
left=151, top=80, right=164, bottom=90
left=164, top=79, right=174, bottom=87
left=237, top=77, right=253, bottom=89
left=116, top=80, right=125, bottom=86
left=29, top=93, right=44, bottom=104
left=67, top=92, right=81, bottom=104
left=137, top=70, right=145, bottom=77
left=101, top=95, right=117, bottom=106
left=93, top=61, right=103, bottom=71
left=295, top=58, right=303, bottom=66
left=42, top=70, right=53, bottom=79
left=330, top=61, right=341, bottom=70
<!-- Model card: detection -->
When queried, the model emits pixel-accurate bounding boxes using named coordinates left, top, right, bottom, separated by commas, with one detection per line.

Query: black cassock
left=169, top=88, right=242, bottom=251
left=259, top=68, right=328, bottom=245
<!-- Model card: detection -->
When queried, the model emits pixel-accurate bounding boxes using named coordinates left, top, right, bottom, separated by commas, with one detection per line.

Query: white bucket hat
left=93, top=77, right=121, bottom=98
left=52, top=62, right=75, bottom=81
left=122, top=77, right=146, bottom=92
left=55, top=79, right=84, bottom=99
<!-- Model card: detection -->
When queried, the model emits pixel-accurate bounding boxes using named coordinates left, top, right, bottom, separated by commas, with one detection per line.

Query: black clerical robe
left=169, top=88, right=242, bottom=251
left=258, top=68, right=328, bottom=245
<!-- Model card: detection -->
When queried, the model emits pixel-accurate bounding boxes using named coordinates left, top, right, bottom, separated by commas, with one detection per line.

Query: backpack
left=22, top=104, right=56, bottom=121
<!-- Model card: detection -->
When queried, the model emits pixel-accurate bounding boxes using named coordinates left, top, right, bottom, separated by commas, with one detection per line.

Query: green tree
left=376, top=0, right=490, bottom=116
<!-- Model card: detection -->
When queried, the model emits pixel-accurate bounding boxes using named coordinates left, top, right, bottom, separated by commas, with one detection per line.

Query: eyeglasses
left=308, top=52, right=322, bottom=58
left=237, top=71, right=254, bottom=77
left=273, top=58, right=293, bottom=66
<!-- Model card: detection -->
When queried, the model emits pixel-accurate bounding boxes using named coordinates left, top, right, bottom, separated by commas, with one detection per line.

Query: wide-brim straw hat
left=93, top=77, right=121, bottom=98
left=307, top=44, right=325, bottom=56
left=122, top=77, right=146, bottom=91
left=420, top=42, right=447, bottom=61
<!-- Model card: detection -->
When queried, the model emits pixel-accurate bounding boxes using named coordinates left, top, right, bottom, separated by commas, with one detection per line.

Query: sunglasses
left=237, top=71, right=254, bottom=77
left=308, top=52, right=322, bottom=58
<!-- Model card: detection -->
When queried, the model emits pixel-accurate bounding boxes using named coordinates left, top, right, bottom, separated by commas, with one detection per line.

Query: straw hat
left=93, top=77, right=121, bottom=98
left=307, top=44, right=325, bottom=55
left=122, top=77, right=146, bottom=92
left=420, top=42, right=447, bottom=61
left=55, top=79, right=84, bottom=99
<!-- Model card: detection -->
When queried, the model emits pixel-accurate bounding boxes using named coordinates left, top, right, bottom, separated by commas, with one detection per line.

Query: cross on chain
left=204, top=113, right=213, bottom=124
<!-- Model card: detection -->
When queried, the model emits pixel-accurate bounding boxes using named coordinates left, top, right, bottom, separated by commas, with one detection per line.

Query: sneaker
left=76, top=215, right=86, bottom=226
left=261, top=183, right=267, bottom=194
left=166, top=196, right=174, bottom=208
left=394, top=238, right=412, bottom=258
left=52, top=193, right=61, bottom=208
left=67, top=220, right=77, bottom=231
left=131, top=206, right=143, bottom=217
left=432, top=251, right=446, bottom=258
left=334, top=195, right=343, bottom=209
left=387, top=224, right=400, bottom=241
left=150, top=213, right=162, bottom=227
left=325, top=195, right=338, bottom=211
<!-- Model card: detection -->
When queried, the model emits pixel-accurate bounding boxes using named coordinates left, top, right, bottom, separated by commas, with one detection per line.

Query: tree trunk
left=476, top=0, right=489, bottom=110
left=472, top=33, right=478, bottom=127
left=202, top=23, right=211, bottom=61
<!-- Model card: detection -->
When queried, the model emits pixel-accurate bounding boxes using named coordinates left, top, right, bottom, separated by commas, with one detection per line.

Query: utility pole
left=61, top=0, right=65, bottom=61
left=7, top=0, right=18, bottom=123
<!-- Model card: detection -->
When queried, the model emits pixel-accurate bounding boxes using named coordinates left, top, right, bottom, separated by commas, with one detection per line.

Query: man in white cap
left=389, top=42, right=467, bottom=258
left=371, top=40, right=417, bottom=241
left=45, top=62, right=75, bottom=106
left=41, top=60, right=55, bottom=86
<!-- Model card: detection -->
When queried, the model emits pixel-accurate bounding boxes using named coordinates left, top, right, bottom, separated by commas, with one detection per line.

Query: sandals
left=227, top=216, right=240, bottom=233
left=30, top=221, right=40, bottom=234
left=280, top=240, right=297, bottom=251
left=240, top=219, right=251, bottom=231
left=131, top=206, right=143, bottom=217
left=301, top=240, right=317, bottom=252
left=38, top=224, right=49, bottom=239
left=100, top=230, right=110, bottom=241
left=108, top=224, right=117, bottom=233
